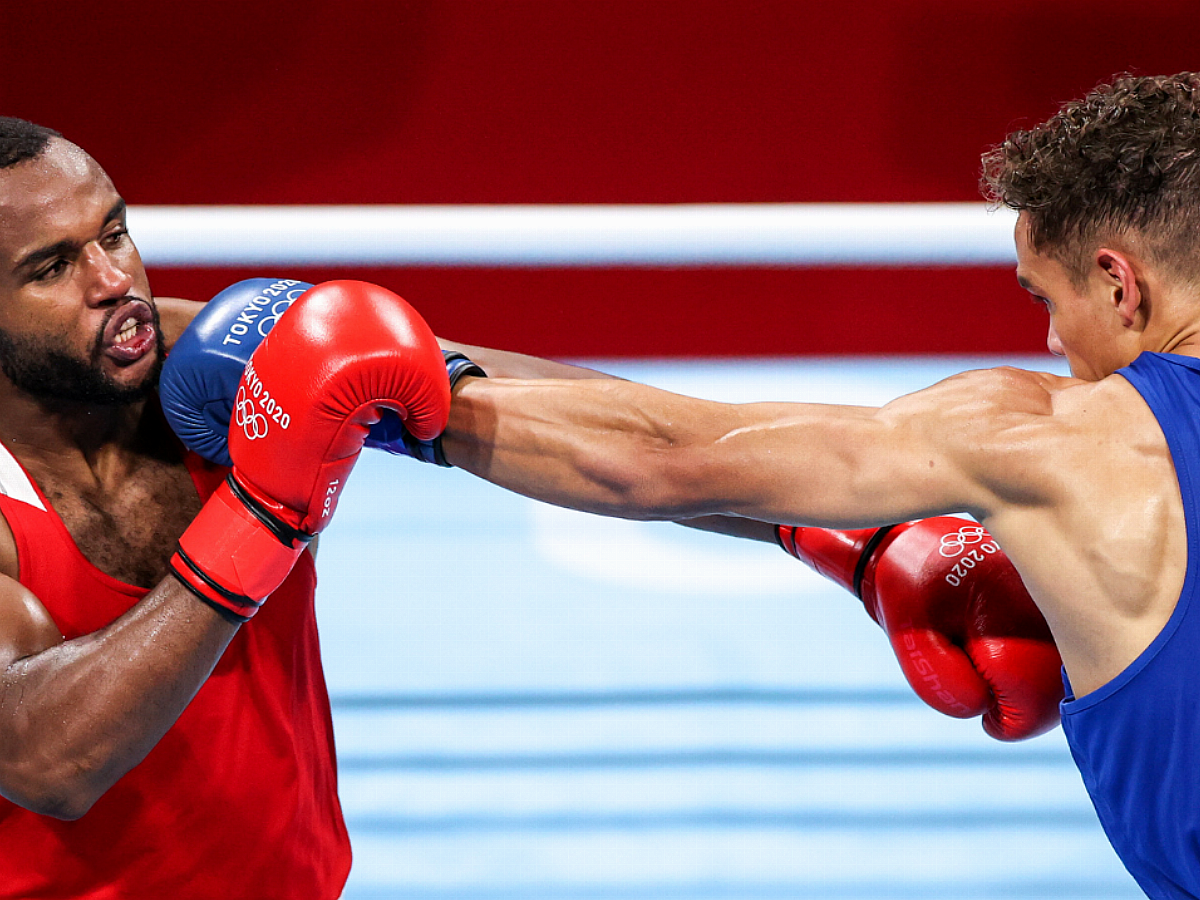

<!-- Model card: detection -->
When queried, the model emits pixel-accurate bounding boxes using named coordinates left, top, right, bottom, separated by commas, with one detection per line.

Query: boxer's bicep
left=822, top=366, right=1062, bottom=523
left=0, top=577, right=63, bottom=675
left=659, top=399, right=989, bottom=528
left=0, top=511, right=61, bottom=670
left=627, top=368, right=1057, bottom=527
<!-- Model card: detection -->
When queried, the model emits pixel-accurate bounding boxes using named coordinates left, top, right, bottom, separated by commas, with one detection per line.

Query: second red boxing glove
left=778, top=517, right=1063, bottom=741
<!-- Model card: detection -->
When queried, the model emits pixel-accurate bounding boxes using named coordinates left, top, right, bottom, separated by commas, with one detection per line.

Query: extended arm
left=161, top=285, right=1067, bottom=739
left=157, top=288, right=1021, bottom=533
left=437, top=343, right=779, bottom=541
left=439, top=371, right=1007, bottom=529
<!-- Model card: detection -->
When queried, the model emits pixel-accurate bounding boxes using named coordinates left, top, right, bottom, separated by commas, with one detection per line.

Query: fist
left=780, top=518, right=1063, bottom=740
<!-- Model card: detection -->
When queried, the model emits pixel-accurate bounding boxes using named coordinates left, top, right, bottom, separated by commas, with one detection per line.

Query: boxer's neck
left=0, top=391, right=199, bottom=587
left=0, top=388, right=165, bottom=481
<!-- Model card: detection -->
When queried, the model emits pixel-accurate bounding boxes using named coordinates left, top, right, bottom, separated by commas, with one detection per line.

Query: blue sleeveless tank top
left=1061, top=351, right=1200, bottom=900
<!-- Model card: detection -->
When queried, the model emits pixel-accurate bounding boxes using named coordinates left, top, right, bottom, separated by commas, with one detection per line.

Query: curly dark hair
left=0, top=117, right=61, bottom=169
left=981, top=72, right=1200, bottom=285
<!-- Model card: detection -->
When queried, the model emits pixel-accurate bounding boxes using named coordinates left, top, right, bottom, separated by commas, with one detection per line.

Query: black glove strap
left=169, top=551, right=256, bottom=624
left=224, top=474, right=314, bottom=549
left=852, top=524, right=899, bottom=599
left=427, top=351, right=487, bottom=466
left=445, top=351, right=487, bottom=389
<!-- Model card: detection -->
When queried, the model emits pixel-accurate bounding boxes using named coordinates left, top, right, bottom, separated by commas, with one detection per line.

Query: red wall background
left=2, top=1, right=1195, bottom=357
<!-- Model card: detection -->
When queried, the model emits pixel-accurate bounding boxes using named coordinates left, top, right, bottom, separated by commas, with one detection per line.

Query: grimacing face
left=0, top=304, right=163, bottom=406
left=0, top=139, right=162, bottom=406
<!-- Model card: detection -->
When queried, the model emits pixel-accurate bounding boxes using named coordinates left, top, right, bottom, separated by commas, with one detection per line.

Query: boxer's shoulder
left=872, top=366, right=1136, bottom=514
left=0, top=562, right=63, bottom=670
left=3, top=420, right=202, bottom=589
left=1036, top=370, right=1169, bottom=457
left=894, top=365, right=1141, bottom=442
left=0, top=502, right=18, bottom=583
left=0, top=459, right=61, bottom=665
left=876, top=366, right=1068, bottom=458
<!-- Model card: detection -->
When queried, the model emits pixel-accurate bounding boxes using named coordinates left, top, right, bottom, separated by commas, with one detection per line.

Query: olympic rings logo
left=256, top=295, right=301, bottom=338
left=938, top=525, right=988, bottom=558
left=234, top=386, right=269, bottom=441
left=221, top=282, right=309, bottom=348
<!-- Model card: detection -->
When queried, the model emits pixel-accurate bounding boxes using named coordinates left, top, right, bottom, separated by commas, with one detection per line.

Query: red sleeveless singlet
left=0, top=446, right=351, bottom=898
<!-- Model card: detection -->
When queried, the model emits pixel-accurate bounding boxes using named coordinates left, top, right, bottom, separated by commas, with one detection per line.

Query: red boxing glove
left=171, top=281, right=450, bottom=622
left=777, top=518, right=1063, bottom=741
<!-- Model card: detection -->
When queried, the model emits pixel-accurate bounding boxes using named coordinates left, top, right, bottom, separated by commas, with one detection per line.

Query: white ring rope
left=128, top=203, right=1019, bottom=268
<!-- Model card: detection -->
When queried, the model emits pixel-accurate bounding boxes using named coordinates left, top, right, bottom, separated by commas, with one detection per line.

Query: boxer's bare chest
left=31, top=453, right=203, bottom=589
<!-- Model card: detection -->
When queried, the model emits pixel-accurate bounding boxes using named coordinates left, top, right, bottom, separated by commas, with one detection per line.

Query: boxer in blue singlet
left=422, top=73, right=1200, bottom=899
left=1061, top=351, right=1200, bottom=898
left=156, top=72, right=1200, bottom=898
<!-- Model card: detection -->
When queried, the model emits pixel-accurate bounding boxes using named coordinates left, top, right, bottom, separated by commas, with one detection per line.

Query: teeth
left=115, top=317, right=138, bottom=344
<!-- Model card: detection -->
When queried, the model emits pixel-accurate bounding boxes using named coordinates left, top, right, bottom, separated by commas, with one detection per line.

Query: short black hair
left=0, top=117, right=62, bottom=169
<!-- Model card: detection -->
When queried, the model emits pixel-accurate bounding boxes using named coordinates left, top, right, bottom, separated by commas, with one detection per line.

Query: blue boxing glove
left=159, top=278, right=484, bottom=467
left=160, top=278, right=309, bottom=466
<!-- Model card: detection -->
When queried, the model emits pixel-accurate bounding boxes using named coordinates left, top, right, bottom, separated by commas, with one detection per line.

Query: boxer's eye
left=33, top=259, right=68, bottom=282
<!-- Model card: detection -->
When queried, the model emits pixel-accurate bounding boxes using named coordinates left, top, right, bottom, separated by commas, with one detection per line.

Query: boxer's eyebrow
left=13, top=199, right=128, bottom=276
left=12, top=238, right=76, bottom=276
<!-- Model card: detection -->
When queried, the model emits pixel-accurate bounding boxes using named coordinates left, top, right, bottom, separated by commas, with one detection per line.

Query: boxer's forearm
left=439, top=345, right=778, bottom=542
left=0, top=580, right=238, bottom=819
left=442, top=376, right=888, bottom=526
left=443, top=376, right=708, bottom=519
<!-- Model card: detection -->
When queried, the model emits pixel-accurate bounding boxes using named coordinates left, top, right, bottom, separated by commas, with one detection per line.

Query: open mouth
left=102, top=300, right=157, bottom=364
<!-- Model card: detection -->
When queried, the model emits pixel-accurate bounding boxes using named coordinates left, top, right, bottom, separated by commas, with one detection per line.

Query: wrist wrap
left=170, top=475, right=313, bottom=622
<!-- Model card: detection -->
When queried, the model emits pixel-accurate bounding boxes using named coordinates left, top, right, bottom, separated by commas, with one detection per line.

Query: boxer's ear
left=1095, top=248, right=1141, bottom=329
